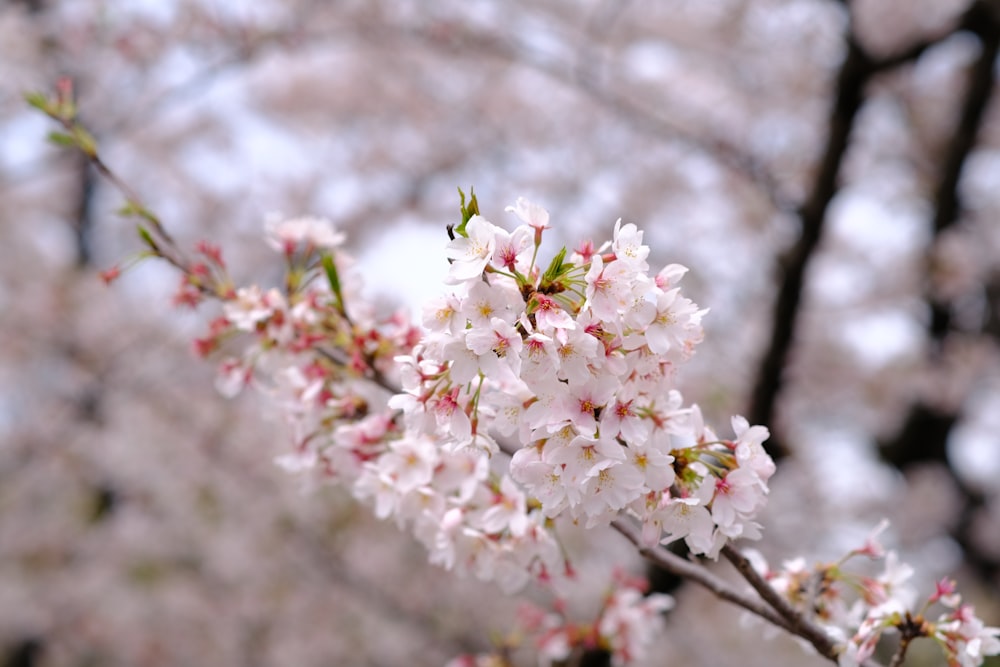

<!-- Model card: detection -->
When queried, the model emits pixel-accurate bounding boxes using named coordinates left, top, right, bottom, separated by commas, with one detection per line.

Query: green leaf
left=539, top=246, right=574, bottom=294
left=24, top=91, right=51, bottom=113
left=455, top=186, right=480, bottom=238
left=321, top=253, right=345, bottom=310
left=47, top=131, right=76, bottom=147
left=136, top=224, right=159, bottom=252
left=541, top=246, right=568, bottom=283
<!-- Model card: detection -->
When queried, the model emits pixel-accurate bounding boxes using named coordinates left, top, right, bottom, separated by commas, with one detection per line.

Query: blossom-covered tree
left=4, top=1, right=1000, bottom=666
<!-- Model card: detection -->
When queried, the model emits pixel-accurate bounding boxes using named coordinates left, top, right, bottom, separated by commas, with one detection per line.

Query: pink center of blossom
left=497, top=244, right=518, bottom=270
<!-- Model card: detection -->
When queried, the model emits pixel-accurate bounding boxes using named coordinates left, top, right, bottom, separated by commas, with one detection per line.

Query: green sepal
left=54, top=97, right=76, bottom=122
left=455, top=186, right=480, bottom=238
left=538, top=246, right=575, bottom=294
left=118, top=201, right=158, bottom=225
left=72, top=124, right=98, bottom=157
left=118, top=202, right=140, bottom=217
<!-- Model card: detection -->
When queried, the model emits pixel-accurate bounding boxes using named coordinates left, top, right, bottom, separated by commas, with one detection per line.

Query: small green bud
left=455, top=186, right=480, bottom=238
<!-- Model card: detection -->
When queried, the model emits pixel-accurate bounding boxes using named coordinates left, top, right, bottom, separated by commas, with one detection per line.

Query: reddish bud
left=172, top=284, right=202, bottom=309
left=98, top=266, right=121, bottom=285
left=195, top=241, right=225, bottom=268
left=193, top=337, right=216, bottom=357
left=56, top=77, right=73, bottom=104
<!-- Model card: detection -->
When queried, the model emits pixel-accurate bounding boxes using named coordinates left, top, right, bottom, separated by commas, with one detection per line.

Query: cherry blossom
left=445, top=215, right=498, bottom=282
left=96, top=191, right=996, bottom=666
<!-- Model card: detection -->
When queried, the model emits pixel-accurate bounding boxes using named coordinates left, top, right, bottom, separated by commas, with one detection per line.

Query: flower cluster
left=745, top=522, right=1000, bottom=667
left=188, top=198, right=780, bottom=597
left=191, top=212, right=569, bottom=592
left=36, top=68, right=997, bottom=666
left=447, top=570, right=673, bottom=667
left=393, top=196, right=775, bottom=560
left=172, top=195, right=997, bottom=667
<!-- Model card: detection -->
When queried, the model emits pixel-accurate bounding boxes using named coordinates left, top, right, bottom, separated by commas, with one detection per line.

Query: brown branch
left=870, top=3, right=986, bottom=72
left=887, top=635, right=913, bottom=667
left=926, top=1, right=1000, bottom=345
left=877, top=2, right=1000, bottom=585
left=71, top=151, right=96, bottom=268
left=346, top=19, right=794, bottom=213
left=611, top=519, right=794, bottom=633
left=722, top=545, right=845, bottom=662
left=745, top=2, right=990, bottom=460
left=747, top=31, right=874, bottom=460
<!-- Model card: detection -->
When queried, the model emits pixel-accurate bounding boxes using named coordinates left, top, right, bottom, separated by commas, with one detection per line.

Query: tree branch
left=747, top=31, right=874, bottom=460
left=721, top=545, right=847, bottom=663
left=611, top=519, right=794, bottom=633
left=745, top=2, right=989, bottom=460
left=876, top=1, right=1000, bottom=584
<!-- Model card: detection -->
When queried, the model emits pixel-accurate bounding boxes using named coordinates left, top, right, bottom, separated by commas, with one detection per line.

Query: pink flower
left=265, top=215, right=345, bottom=254
left=505, top=196, right=550, bottom=231
left=491, top=224, right=533, bottom=272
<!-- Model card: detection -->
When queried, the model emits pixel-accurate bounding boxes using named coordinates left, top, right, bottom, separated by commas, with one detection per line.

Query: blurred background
left=1, top=0, right=999, bottom=665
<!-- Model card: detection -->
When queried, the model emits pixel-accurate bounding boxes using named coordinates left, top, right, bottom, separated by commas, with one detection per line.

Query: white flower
left=654, top=263, right=689, bottom=290
left=601, top=387, right=653, bottom=446
left=476, top=475, right=528, bottom=536
left=510, top=449, right=569, bottom=517
left=612, top=218, right=649, bottom=270
left=553, top=327, right=601, bottom=384
left=933, top=605, right=1000, bottom=667
left=644, top=288, right=704, bottom=357
left=530, top=292, right=576, bottom=333
left=445, top=215, right=497, bottom=282
left=266, top=215, right=345, bottom=252
left=710, top=466, right=767, bottom=530
left=460, top=279, right=523, bottom=327
left=626, top=443, right=675, bottom=491
left=465, top=317, right=524, bottom=378
left=732, top=416, right=775, bottom=482
left=580, top=460, right=646, bottom=516
left=378, top=435, right=439, bottom=493
left=657, top=494, right=716, bottom=555
left=354, top=464, right=401, bottom=520
left=600, top=587, right=673, bottom=666
left=224, top=285, right=280, bottom=331
left=584, top=254, right=636, bottom=322
left=422, top=292, right=464, bottom=334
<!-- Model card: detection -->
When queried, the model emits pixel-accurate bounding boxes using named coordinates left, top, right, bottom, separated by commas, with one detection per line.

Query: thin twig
left=887, top=635, right=913, bottom=667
